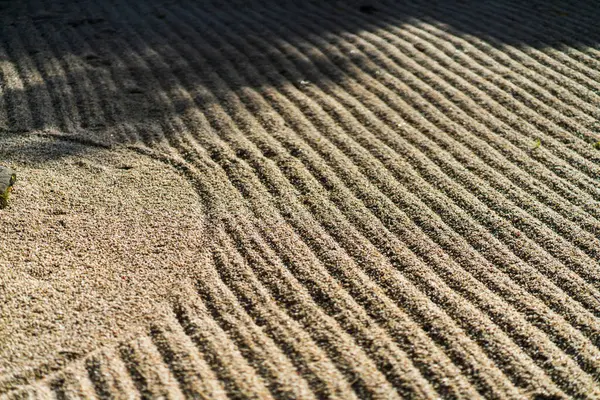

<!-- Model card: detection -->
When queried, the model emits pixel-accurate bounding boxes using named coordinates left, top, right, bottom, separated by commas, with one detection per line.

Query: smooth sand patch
left=0, top=134, right=207, bottom=381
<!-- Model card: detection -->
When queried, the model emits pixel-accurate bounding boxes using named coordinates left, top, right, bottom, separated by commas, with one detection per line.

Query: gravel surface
left=1, top=0, right=600, bottom=398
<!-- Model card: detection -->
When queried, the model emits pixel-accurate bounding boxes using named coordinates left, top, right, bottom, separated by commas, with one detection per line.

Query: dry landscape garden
left=1, top=0, right=600, bottom=398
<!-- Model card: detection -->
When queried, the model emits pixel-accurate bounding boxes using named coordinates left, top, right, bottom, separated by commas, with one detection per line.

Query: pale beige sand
left=1, top=0, right=600, bottom=399
left=0, top=134, right=208, bottom=387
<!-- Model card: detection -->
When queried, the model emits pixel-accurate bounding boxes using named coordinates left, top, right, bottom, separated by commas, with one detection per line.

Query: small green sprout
left=0, top=166, right=16, bottom=209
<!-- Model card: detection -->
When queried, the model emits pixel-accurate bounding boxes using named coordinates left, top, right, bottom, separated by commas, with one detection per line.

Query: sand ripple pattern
left=2, top=0, right=600, bottom=398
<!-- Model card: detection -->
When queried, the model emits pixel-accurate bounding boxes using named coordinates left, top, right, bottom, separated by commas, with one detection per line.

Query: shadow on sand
left=0, top=0, right=598, bottom=160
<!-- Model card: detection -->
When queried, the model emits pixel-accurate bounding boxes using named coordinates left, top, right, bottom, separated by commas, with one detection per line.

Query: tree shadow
left=0, top=0, right=598, bottom=161
left=0, top=0, right=599, bottom=392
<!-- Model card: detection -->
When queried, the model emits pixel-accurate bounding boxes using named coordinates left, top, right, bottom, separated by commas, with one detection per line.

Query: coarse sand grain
left=1, top=0, right=600, bottom=398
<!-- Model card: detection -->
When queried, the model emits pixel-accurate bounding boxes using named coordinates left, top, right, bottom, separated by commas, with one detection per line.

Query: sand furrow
left=400, top=21, right=600, bottom=146
left=3, top=25, right=57, bottom=131
left=196, top=127, right=430, bottom=398
left=212, top=235, right=407, bottom=399
left=314, top=7, right=600, bottom=199
left=192, top=262, right=319, bottom=400
left=198, top=10, right=600, bottom=390
left=147, top=321, right=228, bottom=400
left=391, top=22, right=600, bottom=169
left=217, top=6, right=600, bottom=324
left=483, top=1, right=600, bottom=57
left=173, top=303, right=275, bottom=400
left=78, top=0, right=168, bottom=146
left=384, top=0, right=600, bottom=99
left=12, top=18, right=78, bottom=133
left=123, top=8, right=492, bottom=396
left=194, top=106, right=555, bottom=397
left=84, top=350, right=141, bottom=400
left=211, top=231, right=363, bottom=400
left=218, top=197, right=483, bottom=398
left=48, top=369, right=97, bottom=400
left=405, top=0, right=600, bottom=96
left=219, top=212, right=458, bottom=399
left=176, top=110, right=490, bottom=396
left=176, top=3, right=596, bottom=396
left=0, top=42, right=34, bottom=132
left=422, top=0, right=600, bottom=84
left=248, top=0, right=600, bottom=223
left=29, top=23, right=98, bottom=135
left=118, top=337, right=185, bottom=399
left=409, top=18, right=600, bottom=122
left=227, top=2, right=600, bottom=321
left=53, top=8, right=119, bottom=137
left=49, top=35, right=110, bottom=134
left=182, top=2, right=600, bottom=390
left=270, top=7, right=600, bottom=281
left=319, top=9, right=600, bottom=203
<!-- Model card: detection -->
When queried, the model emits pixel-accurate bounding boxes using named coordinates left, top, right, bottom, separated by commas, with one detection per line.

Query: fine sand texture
left=1, top=0, right=600, bottom=398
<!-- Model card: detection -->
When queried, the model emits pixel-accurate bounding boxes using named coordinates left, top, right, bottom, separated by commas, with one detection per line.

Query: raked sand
left=1, top=0, right=600, bottom=398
